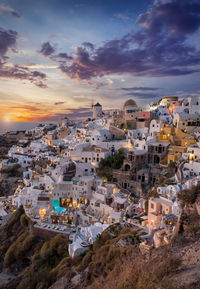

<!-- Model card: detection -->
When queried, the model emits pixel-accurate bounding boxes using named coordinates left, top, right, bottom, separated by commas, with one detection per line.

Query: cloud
left=114, top=13, right=130, bottom=20
left=65, top=107, right=92, bottom=119
left=82, top=42, right=94, bottom=50
left=11, top=11, right=21, bottom=18
left=10, top=105, right=41, bottom=111
left=54, top=101, right=65, bottom=105
left=0, top=28, right=17, bottom=56
left=137, top=0, right=200, bottom=36
left=0, top=65, right=47, bottom=88
left=125, top=92, right=159, bottom=99
left=72, top=95, right=92, bottom=102
left=23, top=64, right=57, bottom=69
left=121, top=87, right=160, bottom=91
left=40, top=0, right=200, bottom=81
left=39, top=42, right=55, bottom=56
left=53, top=52, right=73, bottom=62
left=0, top=4, right=21, bottom=18
left=0, top=28, right=47, bottom=88
left=31, top=107, right=92, bottom=121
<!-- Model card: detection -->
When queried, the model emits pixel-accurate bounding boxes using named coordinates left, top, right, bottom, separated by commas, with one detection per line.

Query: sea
left=0, top=121, right=56, bottom=135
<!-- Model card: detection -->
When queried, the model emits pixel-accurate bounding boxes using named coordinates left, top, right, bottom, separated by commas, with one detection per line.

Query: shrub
left=178, top=183, right=200, bottom=205
left=5, top=205, right=24, bottom=230
left=184, top=224, right=200, bottom=235
left=4, top=243, right=16, bottom=267
left=20, top=214, right=29, bottom=228
left=99, top=149, right=125, bottom=170
left=50, top=257, right=74, bottom=281
left=76, top=251, right=93, bottom=271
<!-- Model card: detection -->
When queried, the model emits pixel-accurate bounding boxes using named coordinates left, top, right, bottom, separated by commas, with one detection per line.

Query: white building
left=183, top=162, right=200, bottom=178
left=149, top=119, right=162, bottom=137
left=68, top=223, right=109, bottom=258
left=181, top=96, right=200, bottom=114
left=182, top=143, right=200, bottom=161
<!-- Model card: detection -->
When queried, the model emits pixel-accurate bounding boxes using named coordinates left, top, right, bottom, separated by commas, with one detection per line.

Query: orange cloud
left=0, top=103, right=92, bottom=122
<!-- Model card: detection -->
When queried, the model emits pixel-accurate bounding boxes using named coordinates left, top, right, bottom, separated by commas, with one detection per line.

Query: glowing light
left=113, top=188, right=118, bottom=194
left=189, top=153, right=195, bottom=160
left=103, top=177, right=108, bottom=183
left=39, top=208, right=47, bottom=219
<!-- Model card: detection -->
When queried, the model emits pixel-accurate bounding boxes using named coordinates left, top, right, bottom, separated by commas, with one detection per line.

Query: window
left=151, top=203, right=154, bottom=209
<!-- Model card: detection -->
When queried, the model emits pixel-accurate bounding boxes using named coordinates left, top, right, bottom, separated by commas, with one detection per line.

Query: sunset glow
left=0, top=0, right=200, bottom=121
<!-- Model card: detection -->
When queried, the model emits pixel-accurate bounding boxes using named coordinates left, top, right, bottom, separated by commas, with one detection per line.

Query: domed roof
left=123, top=99, right=137, bottom=111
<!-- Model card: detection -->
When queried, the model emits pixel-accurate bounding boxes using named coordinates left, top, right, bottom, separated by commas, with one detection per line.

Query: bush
left=4, top=243, right=16, bottom=267
left=4, top=205, right=24, bottom=232
left=20, top=214, right=29, bottom=228
left=178, top=183, right=200, bottom=205
left=4, top=232, right=37, bottom=268
left=184, top=224, right=200, bottom=235
left=39, top=235, right=69, bottom=266
left=99, top=149, right=125, bottom=170
left=50, top=257, right=75, bottom=281
left=76, top=251, right=93, bottom=271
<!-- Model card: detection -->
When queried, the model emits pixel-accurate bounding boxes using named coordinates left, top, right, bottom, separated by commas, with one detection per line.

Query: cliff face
left=0, top=207, right=70, bottom=289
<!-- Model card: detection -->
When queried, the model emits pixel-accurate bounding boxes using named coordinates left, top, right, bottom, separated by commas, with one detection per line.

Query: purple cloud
left=0, top=28, right=47, bottom=87
left=53, top=52, right=73, bottom=63
left=0, top=65, right=47, bottom=88
left=125, top=92, right=159, bottom=99
left=121, top=87, right=160, bottom=91
left=65, top=107, right=92, bottom=119
left=82, top=42, right=94, bottom=50
left=0, top=5, right=21, bottom=18
left=11, top=11, right=21, bottom=18
left=138, top=0, right=200, bottom=36
left=40, top=0, right=200, bottom=80
left=39, top=42, right=55, bottom=56
left=0, top=28, right=17, bottom=57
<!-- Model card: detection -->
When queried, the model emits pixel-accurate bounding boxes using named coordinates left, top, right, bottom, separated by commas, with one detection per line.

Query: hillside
left=0, top=189, right=200, bottom=289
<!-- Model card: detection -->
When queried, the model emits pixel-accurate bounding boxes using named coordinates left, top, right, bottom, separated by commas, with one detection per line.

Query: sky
left=0, top=0, right=200, bottom=121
